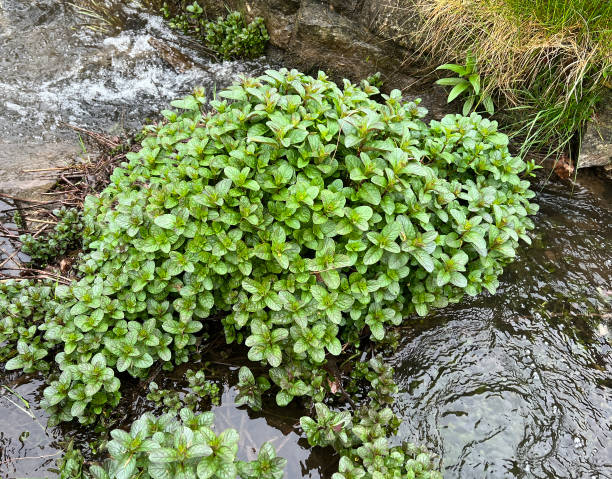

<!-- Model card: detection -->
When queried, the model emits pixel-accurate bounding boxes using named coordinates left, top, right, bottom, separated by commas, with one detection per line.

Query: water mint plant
left=62, top=408, right=287, bottom=479
left=159, top=3, right=268, bottom=60
left=235, top=366, right=271, bottom=411
left=0, top=68, right=537, bottom=477
left=304, top=357, right=441, bottom=479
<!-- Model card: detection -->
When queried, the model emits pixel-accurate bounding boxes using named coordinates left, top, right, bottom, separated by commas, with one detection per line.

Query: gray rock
left=359, top=0, right=422, bottom=52
left=243, top=0, right=299, bottom=48
left=290, top=0, right=395, bottom=80
left=0, top=141, right=80, bottom=200
left=578, top=92, right=612, bottom=168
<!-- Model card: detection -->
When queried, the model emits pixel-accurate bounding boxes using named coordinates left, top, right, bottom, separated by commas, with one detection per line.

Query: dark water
left=393, top=173, right=612, bottom=478
left=0, top=1, right=611, bottom=478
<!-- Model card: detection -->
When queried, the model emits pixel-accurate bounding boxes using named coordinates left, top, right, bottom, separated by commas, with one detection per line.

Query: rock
left=148, top=37, right=196, bottom=72
left=236, top=0, right=451, bottom=119
left=578, top=91, right=612, bottom=168
left=0, top=141, right=80, bottom=200
left=243, top=0, right=300, bottom=48
left=359, top=0, right=422, bottom=52
left=289, top=0, right=396, bottom=80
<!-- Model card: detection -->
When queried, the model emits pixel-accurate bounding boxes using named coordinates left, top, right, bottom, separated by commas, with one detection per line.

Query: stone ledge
left=0, top=141, right=80, bottom=200
left=578, top=91, right=612, bottom=169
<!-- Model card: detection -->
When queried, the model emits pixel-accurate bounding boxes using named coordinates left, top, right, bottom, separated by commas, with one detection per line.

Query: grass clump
left=501, top=0, right=611, bottom=42
left=412, top=0, right=611, bottom=161
left=1, top=69, right=537, bottom=477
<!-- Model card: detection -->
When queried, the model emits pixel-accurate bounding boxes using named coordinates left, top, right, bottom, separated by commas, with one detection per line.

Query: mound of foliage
left=160, top=2, right=269, bottom=60
left=0, top=68, right=537, bottom=477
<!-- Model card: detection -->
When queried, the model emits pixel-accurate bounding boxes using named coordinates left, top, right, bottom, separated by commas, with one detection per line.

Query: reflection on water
left=0, top=374, right=64, bottom=477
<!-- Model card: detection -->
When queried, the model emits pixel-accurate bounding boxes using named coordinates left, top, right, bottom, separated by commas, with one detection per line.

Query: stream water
left=0, top=1, right=610, bottom=478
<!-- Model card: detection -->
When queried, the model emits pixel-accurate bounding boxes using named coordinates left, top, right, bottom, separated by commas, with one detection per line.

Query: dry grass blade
left=411, top=0, right=608, bottom=98
left=67, top=0, right=126, bottom=33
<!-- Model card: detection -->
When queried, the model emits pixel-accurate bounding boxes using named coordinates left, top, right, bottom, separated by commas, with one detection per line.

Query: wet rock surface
left=579, top=91, right=612, bottom=169
left=0, top=141, right=79, bottom=200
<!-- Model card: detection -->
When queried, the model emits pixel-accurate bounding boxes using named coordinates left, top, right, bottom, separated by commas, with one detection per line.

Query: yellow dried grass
left=410, top=0, right=609, bottom=104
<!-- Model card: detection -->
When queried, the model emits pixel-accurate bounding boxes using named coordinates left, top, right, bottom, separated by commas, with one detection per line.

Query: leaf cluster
left=187, top=368, right=220, bottom=404
left=146, top=369, right=220, bottom=413
left=159, top=3, right=268, bottom=60
left=20, top=207, right=83, bottom=266
left=301, top=357, right=442, bottom=479
left=436, top=52, right=495, bottom=116
left=59, top=407, right=287, bottom=479
left=362, top=72, right=383, bottom=90
left=160, top=1, right=206, bottom=35
left=0, top=279, right=57, bottom=368
left=204, top=11, right=269, bottom=60
left=235, top=366, right=271, bottom=411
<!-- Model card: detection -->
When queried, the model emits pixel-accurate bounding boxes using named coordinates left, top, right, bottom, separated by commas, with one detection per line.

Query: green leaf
left=363, top=246, right=383, bottom=265
left=150, top=448, right=179, bottom=463
left=468, top=73, right=480, bottom=94
left=154, top=214, right=176, bottom=229
left=358, top=183, right=381, bottom=205
left=436, top=63, right=467, bottom=75
left=496, top=242, right=516, bottom=258
left=463, top=95, right=475, bottom=116
left=436, top=270, right=451, bottom=287
left=463, top=230, right=487, bottom=256
left=450, top=272, right=467, bottom=288
left=410, top=249, right=434, bottom=272
left=368, top=320, right=385, bottom=341
left=483, top=95, right=495, bottom=115
left=435, top=77, right=464, bottom=86
left=447, top=80, right=470, bottom=103
left=5, top=357, right=24, bottom=370
left=276, top=390, right=293, bottom=406
left=188, top=443, right=213, bottom=458
left=320, top=270, right=341, bottom=290
left=197, top=458, right=216, bottom=479
left=267, top=345, right=283, bottom=367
